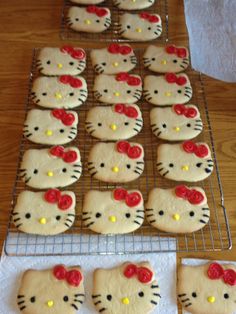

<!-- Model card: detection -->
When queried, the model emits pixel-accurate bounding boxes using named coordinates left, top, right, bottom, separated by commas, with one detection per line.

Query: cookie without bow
left=143, top=45, right=190, bottom=73
left=178, top=262, right=236, bottom=314
left=12, top=190, right=76, bottom=235
left=31, top=76, right=87, bottom=109
left=144, top=73, right=192, bottom=106
left=88, top=141, right=144, bottom=183
left=92, top=262, right=161, bottom=314
left=37, top=46, right=86, bottom=76
left=157, top=141, right=214, bottom=182
left=20, top=146, right=82, bottom=189
left=113, top=0, right=155, bottom=10
left=17, top=265, right=85, bottom=314
left=150, top=104, right=203, bottom=141
left=90, top=43, right=137, bottom=74
left=83, top=189, right=144, bottom=234
left=24, top=109, right=78, bottom=145
left=93, top=73, right=142, bottom=104
left=70, top=0, right=105, bottom=4
left=67, top=6, right=111, bottom=33
left=85, top=104, right=143, bottom=140
left=146, top=186, right=210, bottom=233
left=118, top=12, right=162, bottom=41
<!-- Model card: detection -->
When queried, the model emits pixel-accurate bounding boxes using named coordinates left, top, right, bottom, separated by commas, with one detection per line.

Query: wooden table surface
left=0, top=0, right=235, bottom=294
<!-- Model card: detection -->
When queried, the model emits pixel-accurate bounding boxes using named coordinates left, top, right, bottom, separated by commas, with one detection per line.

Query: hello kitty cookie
left=143, top=45, right=190, bottom=73
left=178, top=262, right=236, bottom=314
left=144, top=73, right=192, bottom=106
left=82, top=189, right=144, bottom=234
left=17, top=265, right=85, bottom=314
left=20, top=146, right=82, bottom=189
left=113, top=0, right=155, bottom=10
left=31, top=76, right=87, bottom=109
left=88, top=141, right=144, bottom=183
left=92, top=262, right=161, bottom=314
left=85, top=104, right=143, bottom=140
left=93, top=73, right=142, bottom=104
left=157, top=141, right=214, bottom=181
left=150, top=104, right=203, bottom=141
left=146, top=186, right=210, bottom=233
left=118, top=12, right=162, bottom=41
left=37, top=46, right=86, bottom=76
left=24, top=109, right=78, bottom=145
left=90, top=44, right=137, bottom=74
left=12, top=190, right=76, bottom=235
left=67, top=6, right=111, bottom=33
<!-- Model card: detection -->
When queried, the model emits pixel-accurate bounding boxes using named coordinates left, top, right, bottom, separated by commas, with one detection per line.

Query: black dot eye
left=25, top=213, right=31, bottom=219
left=62, top=168, right=67, bottom=173
left=69, top=92, right=74, bottom=96
left=178, top=90, right=182, bottom=94
left=98, top=123, right=102, bottom=127
left=148, top=27, right=151, bottom=30
left=46, top=60, right=51, bottom=65
left=102, top=62, right=106, bottom=66
left=127, top=25, right=131, bottom=29
left=107, top=294, right=112, bottom=301
left=63, top=296, right=69, bottom=302
left=173, top=59, right=178, bottom=63
left=96, top=213, right=101, bottom=218
left=124, top=122, right=129, bottom=126
left=162, top=123, right=166, bottom=128
left=30, top=296, right=36, bottom=303
left=69, top=62, right=74, bottom=66
left=104, top=89, right=108, bottom=93
left=42, top=92, right=47, bottom=96
left=189, top=211, right=195, bottom=217
left=224, top=293, right=229, bottom=299
left=196, top=162, right=202, bottom=168
left=152, top=58, right=156, bottom=61
left=192, top=292, right=197, bottom=298
left=100, top=163, right=105, bottom=167
left=126, top=164, right=131, bottom=169
left=125, top=213, right=131, bottom=218
left=34, top=127, right=39, bottom=131
left=60, top=129, right=65, bottom=133
left=75, top=18, right=79, bottom=21
left=123, top=59, right=127, bottom=62
left=127, top=90, right=131, bottom=94
left=187, top=123, right=191, bottom=127
left=96, top=19, right=100, bottom=23
left=33, top=169, right=38, bottom=174
left=138, top=291, right=144, bottom=297
left=56, top=215, right=61, bottom=221
left=159, top=210, right=164, bottom=216
left=169, top=163, right=174, bottom=167
left=154, top=90, right=158, bottom=94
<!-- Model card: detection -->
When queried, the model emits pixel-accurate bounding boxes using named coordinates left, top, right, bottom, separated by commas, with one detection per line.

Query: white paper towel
left=184, top=0, right=236, bottom=82
left=0, top=252, right=177, bottom=314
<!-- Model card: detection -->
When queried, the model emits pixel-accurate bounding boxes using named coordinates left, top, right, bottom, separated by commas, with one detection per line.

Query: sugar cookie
left=113, top=0, right=155, bottom=10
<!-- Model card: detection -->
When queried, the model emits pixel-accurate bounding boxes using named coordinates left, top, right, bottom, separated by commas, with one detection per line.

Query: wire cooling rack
left=60, top=0, right=168, bottom=42
left=4, top=48, right=231, bottom=256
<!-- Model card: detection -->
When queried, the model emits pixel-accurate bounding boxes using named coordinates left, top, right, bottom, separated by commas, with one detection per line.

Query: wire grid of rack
left=4, top=48, right=231, bottom=256
left=60, top=0, right=169, bottom=42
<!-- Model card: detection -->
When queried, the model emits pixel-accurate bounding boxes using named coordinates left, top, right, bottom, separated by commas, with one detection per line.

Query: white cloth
left=184, top=0, right=236, bottom=82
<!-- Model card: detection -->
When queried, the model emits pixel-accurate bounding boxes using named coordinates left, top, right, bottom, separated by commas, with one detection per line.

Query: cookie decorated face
left=88, top=141, right=144, bottom=183
left=93, top=73, right=142, bottom=104
left=150, top=104, right=203, bottom=141
left=24, top=109, right=78, bottom=145
left=13, top=190, right=76, bottom=235
left=83, top=189, right=144, bottom=234
left=178, top=262, right=236, bottom=314
left=31, top=76, right=87, bottom=109
left=90, top=43, right=137, bottom=74
left=93, top=262, right=161, bottom=314
left=118, top=13, right=162, bottom=41
left=157, top=141, right=214, bottom=182
left=37, top=46, right=86, bottom=76
left=143, top=45, right=190, bottom=73
left=67, top=6, right=111, bottom=33
left=17, top=265, right=85, bottom=314
left=85, top=104, right=143, bottom=140
left=144, top=73, right=192, bottom=105
left=146, top=186, right=210, bottom=233
left=20, top=146, right=82, bottom=189
left=113, top=0, right=154, bottom=11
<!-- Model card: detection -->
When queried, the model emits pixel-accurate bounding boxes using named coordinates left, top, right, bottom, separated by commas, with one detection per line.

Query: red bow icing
left=60, top=46, right=86, bottom=60
left=165, top=45, right=187, bottom=58
left=182, top=141, right=209, bottom=158
left=165, top=73, right=187, bottom=86
left=124, top=264, right=153, bottom=283
left=86, top=5, right=108, bottom=17
left=175, top=185, right=204, bottom=205
left=108, top=43, right=132, bottom=55
left=207, top=263, right=236, bottom=286
left=116, top=72, right=141, bottom=86
left=117, top=141, right=142, bottom=159
left=53, top=265, right=82, bottom=287
left=59, top=75, right=82, bottom=88
left=50, top=146, right=78, bottom=163
left=44, top=189, right=73, bottom=210
left=173, top=104, right=197, bottom=118
left=52, top=109, right=76, bottom=126
left=114, top=188, right=142, bottom=207
left=114, top=104, right=138, bottom=118
left=140, top=12, right=159, bottom=23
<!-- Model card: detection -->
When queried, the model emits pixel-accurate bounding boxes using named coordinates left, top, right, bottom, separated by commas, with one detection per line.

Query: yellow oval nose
left=172, top=214, right=180, bottom=221
left=161, top=59, right=167, bottom=65
left=122, top=297, right=130, bottom=305
left=136, top=28, right=142, bottom=33
left=84, top=19, right=91, bottom=25
left=55, top=92, right=62, bottom=99
left=181, top=165, right=189, bottom=171
left=45, top=130, right=53, bottom=136
left=39, top=217, right=47, bottom=225
left=114, top=92, right=120, bottom=97
left=132, top=0, right=136, bottom=2
left=47, top=171, right=54, bottom=177
left=113, top=62, right=119, bottom=67
left=57, top=63, right=63, bottom=69
left=173, top=126, right=180, bottom=132
left=112, top=166, right=119, bottom=173
left=165, top=91, right=172, bottom=97
left=47, top=300, right=54, bottom=307
left=207, top=296, right=215, bottom=303
left=110, top=124, right=117, bottom=131
left=109, top=216, right=117, bottom=223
